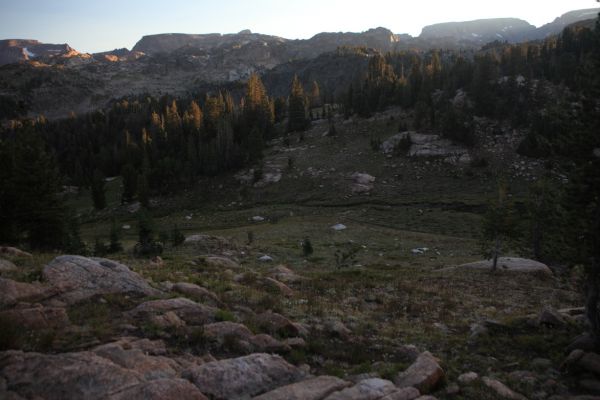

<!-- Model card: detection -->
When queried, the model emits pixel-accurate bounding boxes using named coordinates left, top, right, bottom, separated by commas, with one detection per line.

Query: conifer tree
left=12, top=126, right=66, bottom=249
left=90, top=169, right=107, bottom=210
left=287, top=75, right=309, bottom=132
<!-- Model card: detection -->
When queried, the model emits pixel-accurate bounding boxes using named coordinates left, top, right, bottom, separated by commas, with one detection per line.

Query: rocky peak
left=0, top=39, right=80, bottom=65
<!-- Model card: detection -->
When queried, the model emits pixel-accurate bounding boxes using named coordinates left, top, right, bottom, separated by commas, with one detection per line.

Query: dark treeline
left=343, top=22, right=597, bottom=154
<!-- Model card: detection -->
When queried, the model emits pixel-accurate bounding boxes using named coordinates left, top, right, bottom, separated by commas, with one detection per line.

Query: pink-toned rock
left=182, top=353, right=306, bottom=400
left=0, top=259, right=17, bottom=272
left=93, top=340, right=180, bottom=380
left=0, top=278, right=48, bottom=307
left=324, top=378, right=398, bottom=400
left=172, top=282, right=221, bottom=305
left=0, top=305, right=69, bottom=330
left=395, top=352, right=445, bottom=394
left=110, top=379, right=208, bottom=400
left=42, top=256, right=161, bottom=304
left=0, top=247, right=32, bottom=258
left=263, top=277, right=294, bottom=297
left=0, top=350, right=143, bottom=399
left=255, top=311, right=304, bottom=337
left=381, top=387, right=421, bottom=400
left=269, top=266, right=307, bottom=284
left=249, top=334, right=290, bottom=353
left=482, top=377, right=527, bottom=400
left=204, top=321, right=253, bottom=344
left=127, top=298, right=217, bottom=325
left=254, top=375, right=351, bottom=400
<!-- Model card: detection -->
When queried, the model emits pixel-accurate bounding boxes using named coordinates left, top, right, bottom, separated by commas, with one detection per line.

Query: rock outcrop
left=126, top=297, right=217, bottom=326
left=395, top=352, right=445, bottom=394
left=182, top=353, right=306, bottom=399
left=43, top=255, right=161, bottom=304
left=253, top=375, right=352, bottom=400
left=456, top=257, right=552, bottom=274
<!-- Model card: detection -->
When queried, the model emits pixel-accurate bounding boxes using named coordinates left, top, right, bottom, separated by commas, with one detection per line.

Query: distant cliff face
left=0, top=39, right=78, bottom=65
left=531, top=8, right=600, bottom=40
left=419, top=18, right=535, bottom=44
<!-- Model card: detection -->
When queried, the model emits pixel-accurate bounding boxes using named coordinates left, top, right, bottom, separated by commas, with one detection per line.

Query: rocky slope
left=0, top=9, right=597, bottom=120
left=531, top=8, right=600, bottom=40
left=0, top=39, right=88, bottom=66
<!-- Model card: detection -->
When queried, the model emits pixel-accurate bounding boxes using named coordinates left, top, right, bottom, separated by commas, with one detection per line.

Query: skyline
left=0, top=0, right=597, bottom=53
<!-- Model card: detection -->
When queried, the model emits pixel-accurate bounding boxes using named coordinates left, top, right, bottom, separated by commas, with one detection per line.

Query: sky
left=0, top=0, right=597, bottom=53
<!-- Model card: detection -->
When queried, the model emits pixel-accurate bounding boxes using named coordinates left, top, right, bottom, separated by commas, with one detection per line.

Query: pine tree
left=287, top=75, right=309, bottom=132
left=90, top=169, right=107, bottom=210
left=309, top=81, right=321, bottom=108
left=108, top=220, right=123, bottom=253
left=121, top=163, right=137, bottom=204
left=12, top=126, right=66, bottom=249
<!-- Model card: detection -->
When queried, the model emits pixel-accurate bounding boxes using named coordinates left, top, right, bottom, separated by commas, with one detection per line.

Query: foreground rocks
left=126, top=297, right=218, bottom=326
left=254, top=375, right=351, bottom=400
left=0, top=349, right=210, bottom=400
left=43, top=255, right=162, bottom=304
left=395, top=352, right=445, bottom=394
left=182, top=353, right=306, bottom=400
left=0, top=278, right=48, bottom=307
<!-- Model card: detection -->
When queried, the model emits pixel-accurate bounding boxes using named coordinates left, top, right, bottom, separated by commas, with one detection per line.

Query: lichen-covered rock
left=254, top=375, right=351, bottom=400
left=182, top=353, right=306, bottom=400
left=395, top=352, right=445, bottom=394
left=42, top=255, right=161, bottom=304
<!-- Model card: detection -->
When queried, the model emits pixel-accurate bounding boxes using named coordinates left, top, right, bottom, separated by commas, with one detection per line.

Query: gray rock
left=182, top=353, right=306, bottom=400
left=43, top=255, right=161, bottom=304
left=395, top=352, right=445, bottom=394
left=253, top=375, right=351, bottom=400
left=258, top=255, right=274, bottom=262
left=331, top=224, right=347, bottom=231
left=0, top=259, right=17, bottom=272
left=126, top=298, right=217, bottom=326
left=457, top=257, right=552, bottom=274
left=381, top=388, right=422, bottom=400
left=482, top=377, right=527, bottom=400
left=324, top=378, right=398, bottom=400
left=204, top=322, right=253, bottom=344
left=109, top=379, right=208, bottom=400
left=172, top=282, right=221, bottom=305
left=457, top=372, right=479, bottom=385
left=0, top=350, right=143, bottom=399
